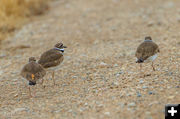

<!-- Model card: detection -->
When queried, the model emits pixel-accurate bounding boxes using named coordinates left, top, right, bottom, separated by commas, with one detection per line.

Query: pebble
left=113, top=64, right=118, bottom=67
left=74, top=90, right=78, bottom=94
left=0, top=53, right=6, bottom=58
left=118, top=102, right=125, bottom=108
left=142, top=86, right=148, bottom=89
left=84, top=102, right=88, bottom=106
left=112, top=81, right=119, bottom=86
left=13, top=108, right=28, bottom=113
left=100, top=62, right=107, bottom=66
left=115, top=72, right=123, bottom=77
left=128, top=102, right=136, bottom=107
left=139, top=80, right=144, bottom=84
left=0, top=70, right=3, bottom=75
left=137, top=92, right=142, bottom=97
left=148, top=91, right=154, bottom=95
left=68, top=109, right=73, bottom=113
left=168, top=96, right=174, bottom=99
left=104, top=112, right=110, bottom=115
left=175, top=86, right=179, bottom=88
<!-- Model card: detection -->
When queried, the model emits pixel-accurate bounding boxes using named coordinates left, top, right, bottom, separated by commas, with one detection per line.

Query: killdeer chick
left=21, top=57, right=46, bottom=97
left=135, top=36, right=160, bottom=71
left=38, top=43, right=67, bottom=85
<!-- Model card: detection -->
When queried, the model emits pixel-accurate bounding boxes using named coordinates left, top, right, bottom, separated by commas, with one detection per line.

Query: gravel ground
left=0, top=0, right=180, bottom=119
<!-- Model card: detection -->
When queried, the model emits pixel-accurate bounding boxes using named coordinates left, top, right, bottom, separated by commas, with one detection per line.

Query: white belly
left=145, top=54, right=158, bottom=62
left=46, top=64, right=62, bottom=72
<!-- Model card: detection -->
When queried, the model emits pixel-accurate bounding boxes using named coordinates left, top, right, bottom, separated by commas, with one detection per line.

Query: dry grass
left=0, top=0, right=49, bottom=41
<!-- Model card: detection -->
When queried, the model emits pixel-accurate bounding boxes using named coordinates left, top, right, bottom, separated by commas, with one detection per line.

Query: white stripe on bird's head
left=54, top=48, right=65, bottom=52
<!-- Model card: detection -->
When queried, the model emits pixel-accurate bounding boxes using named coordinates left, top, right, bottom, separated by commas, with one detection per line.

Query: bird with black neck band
left=38, top=43, right=67, bottom=85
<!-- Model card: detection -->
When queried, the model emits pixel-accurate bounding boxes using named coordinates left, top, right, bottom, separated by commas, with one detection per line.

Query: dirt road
left=0, top=0, right=180, bottom=118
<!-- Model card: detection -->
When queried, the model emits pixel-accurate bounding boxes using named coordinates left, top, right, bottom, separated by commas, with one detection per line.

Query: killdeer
left=21, top=57, right=46, bottom=97
left=135, top=36, right=160, bottom=71
left=38, top=43, right=67, bottom=85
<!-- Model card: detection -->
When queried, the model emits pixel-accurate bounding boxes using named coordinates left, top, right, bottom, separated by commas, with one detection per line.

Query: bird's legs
left=33, top=86, right=36, bottom=97
left=52, top=71, right=55, bottom=85
left=40, top=78, right=45, bottom=88
left=28, top=86, right=32, bottom=98
left=140, top=63, right=142, bottom=71
left=28, top=86, right=36, bottom=98
left=152, top=62, right=156, bottom=71
left=139, top=63, right=145, bottom=77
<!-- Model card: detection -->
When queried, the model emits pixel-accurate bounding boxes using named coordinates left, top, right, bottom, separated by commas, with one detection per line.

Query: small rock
left=112, top=81, right=119, bottom=86
left=68, top=109, right=72, bottom=113
left=118, top=102, right=124, bottom=108
left=148, top=91, right=154, bottom=95
left=104, top=112, right=110, bottom=115
left=168, top=96, right=174, bottom=99
left=137, top=92, right=142, bottom=97
left=84, top=102, right=88, bottom=106
left=175, top=86, right=179, bottom=88
left=13, top=108, right=28, bottom=113
left=79, top=107, right=85, bottom=112
left=0, top=70, right=3, bottom=75
left=54, top=109, right=62, bottom=113
left=128, top=102, right=136, bottom=107
left=139, top=80, right=144, bottom=84
left=14, top=94, right=18, bottom=97
left=115, top=72, right=123, bottom=77
left=12, top=79, right=18, bottom=81
left=0, top=53, right=6, bottom=58
left=100, top=62, right=107, bottom=66
left=74, top=90, right=78, bottom=94
left=142, top=86, right=148, bottom=89
left=147, top=21, right=154, bottom=27
left=113, top=64, right=118, bottom=67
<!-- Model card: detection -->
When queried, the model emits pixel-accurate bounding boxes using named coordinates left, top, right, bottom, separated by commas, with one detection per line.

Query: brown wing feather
left=21, top=62, right=46, bottom=82
left=38, top=49, right=63, bottom=68
left=135, top=41, right=159, bottom=60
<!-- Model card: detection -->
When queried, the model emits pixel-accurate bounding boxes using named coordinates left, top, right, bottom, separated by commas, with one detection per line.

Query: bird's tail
left=136, top=58, right=144, bottom=63
left=29, top=81, right=36, bottom=85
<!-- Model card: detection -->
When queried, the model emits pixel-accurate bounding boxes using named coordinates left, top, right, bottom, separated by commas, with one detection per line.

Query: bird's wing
left=38, top=49, right=63, bottom=68
left=21, top=63, right=46, bottom=81
left=136, top=42, right=159, bottom=60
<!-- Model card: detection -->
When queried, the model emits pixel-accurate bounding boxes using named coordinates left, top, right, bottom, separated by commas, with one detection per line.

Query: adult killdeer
left=135, top=36, right=160, bottom=71
left=21, top=57, right=46, bottom=97
left=38, top=43, right=67, bottom=85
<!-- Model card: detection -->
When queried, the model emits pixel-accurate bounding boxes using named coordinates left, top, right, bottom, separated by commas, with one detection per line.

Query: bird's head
left=29, top=57, right=36, bottom=62
left=54, top=43, right=67, bottom=53
left=145, top=36, right=152, bottom=41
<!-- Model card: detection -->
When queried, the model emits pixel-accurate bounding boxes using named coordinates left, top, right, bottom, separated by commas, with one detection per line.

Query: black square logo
left=165, top=104, right=180, bottom=119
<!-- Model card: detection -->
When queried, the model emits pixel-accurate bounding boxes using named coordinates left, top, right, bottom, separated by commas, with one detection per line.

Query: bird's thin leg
left=52, top=71, right=55, bottom=85
left=40, top=78, right=45, bottom=88
left=33, top=86, right=36, bottom=97
left=40, top=78, right=44, bottom=85
left=140, top=64, right=142, bottom=71
left=28, top=86, right=32, bottom=98
left=139, top=63, right=145, bottom=77
left=152, top=62, right=155, bottom=71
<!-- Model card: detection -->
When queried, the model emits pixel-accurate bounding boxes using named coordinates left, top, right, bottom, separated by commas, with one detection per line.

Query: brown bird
left=38, top=43, right=67, bottom=85
left=21, top=57, right=46, bottom=97
left=135, top=36, right=160, bottom=71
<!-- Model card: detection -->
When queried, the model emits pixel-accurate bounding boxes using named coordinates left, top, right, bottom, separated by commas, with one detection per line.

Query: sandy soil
left=0, top=0, right=180, bottom=119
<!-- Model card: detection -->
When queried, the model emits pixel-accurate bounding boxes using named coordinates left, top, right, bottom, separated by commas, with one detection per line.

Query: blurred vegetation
left=0, top=0, right=49, bottom=42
